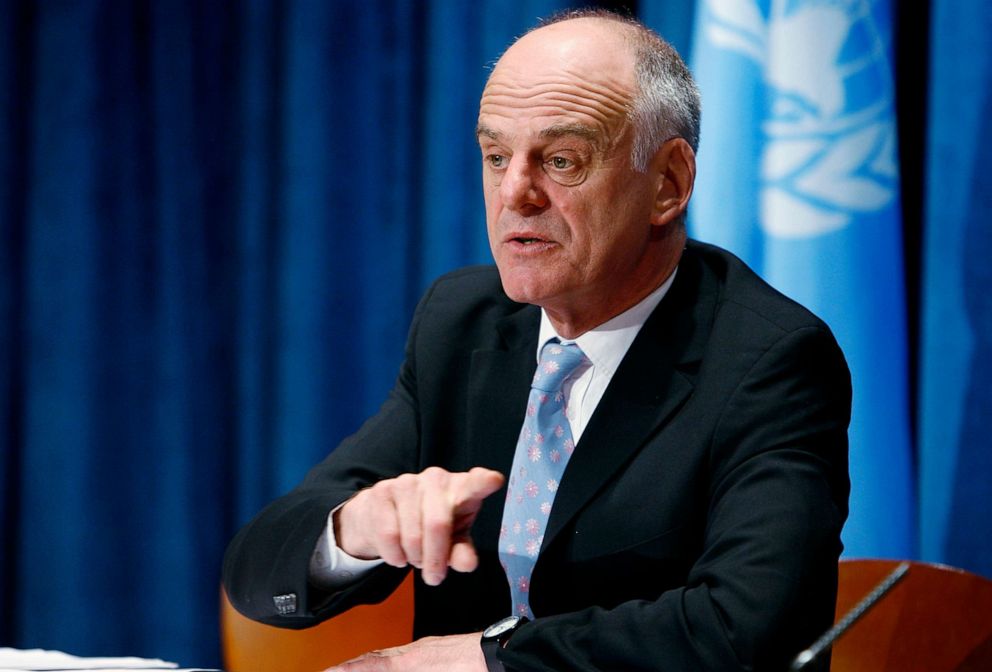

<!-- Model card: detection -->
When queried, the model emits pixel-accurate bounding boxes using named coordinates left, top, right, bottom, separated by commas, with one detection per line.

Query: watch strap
left=481, top=615, right=528, bottom=671
left=482, top=638, right=507, bottom=672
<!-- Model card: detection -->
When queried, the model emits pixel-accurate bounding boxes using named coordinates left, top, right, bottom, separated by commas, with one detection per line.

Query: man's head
left=478, top=11, right=699, bottom=337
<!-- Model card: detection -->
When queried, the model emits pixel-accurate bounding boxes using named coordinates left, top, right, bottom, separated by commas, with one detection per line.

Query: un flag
left=689, top=0, right=913, bottom=558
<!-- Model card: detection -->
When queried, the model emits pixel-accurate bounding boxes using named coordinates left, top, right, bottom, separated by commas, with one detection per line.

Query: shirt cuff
left=309, top=503, right=385, bottom=589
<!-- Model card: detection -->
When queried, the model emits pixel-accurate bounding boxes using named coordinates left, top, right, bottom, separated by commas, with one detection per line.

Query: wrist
left=481, top=615, right=528, bottom=672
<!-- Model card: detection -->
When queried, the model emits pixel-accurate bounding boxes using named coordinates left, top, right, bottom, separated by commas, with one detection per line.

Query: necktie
left=499, top=340, right=588, bottom=618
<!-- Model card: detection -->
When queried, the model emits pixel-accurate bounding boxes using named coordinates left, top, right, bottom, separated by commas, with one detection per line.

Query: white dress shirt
left=309, top=270, right=678, bottom=588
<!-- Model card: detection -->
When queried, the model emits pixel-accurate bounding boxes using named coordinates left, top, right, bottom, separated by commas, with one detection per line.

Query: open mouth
left=504, top=233, right=555, bottom=252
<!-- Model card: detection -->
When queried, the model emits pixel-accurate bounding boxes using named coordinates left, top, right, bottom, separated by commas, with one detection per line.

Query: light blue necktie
left=498, top=340, right=588, bottom=618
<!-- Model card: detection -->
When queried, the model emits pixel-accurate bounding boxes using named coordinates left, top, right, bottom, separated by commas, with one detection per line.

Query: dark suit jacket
left=223, top=240, right=851, bottom=671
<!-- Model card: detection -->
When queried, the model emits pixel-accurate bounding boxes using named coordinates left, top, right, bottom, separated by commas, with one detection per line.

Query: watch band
left=481, top=615, right=528, bottom=672
left=482, top=638, right=507, bottom=672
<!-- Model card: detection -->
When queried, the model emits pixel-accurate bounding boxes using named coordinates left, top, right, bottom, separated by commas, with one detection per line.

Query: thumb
left=448, top=538, right=481, bottom=574
left=446, top=468, right=505, bottom=574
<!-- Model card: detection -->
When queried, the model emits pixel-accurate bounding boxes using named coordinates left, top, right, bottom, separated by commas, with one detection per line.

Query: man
left=223, top=11, right=850, bottom=672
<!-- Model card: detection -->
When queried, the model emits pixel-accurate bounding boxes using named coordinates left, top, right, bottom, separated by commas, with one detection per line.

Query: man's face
left=478, top=20, right=665, bottom=327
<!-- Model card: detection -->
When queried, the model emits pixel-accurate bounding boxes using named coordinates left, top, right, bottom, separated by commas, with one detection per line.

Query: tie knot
left=532, top=341, right=587, bottom=392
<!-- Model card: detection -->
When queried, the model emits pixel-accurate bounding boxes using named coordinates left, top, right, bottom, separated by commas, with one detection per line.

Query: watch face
left=484, top=615, right=522, bottom=639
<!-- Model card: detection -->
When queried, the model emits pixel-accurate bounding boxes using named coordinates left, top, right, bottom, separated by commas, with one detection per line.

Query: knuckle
left=423, top=515, right=452, bottom=537
left=402, top=530, right=423, bottom=549
left=376, top=525, right=401, bottom=548
left=420, top=466, right=447, bottom=484
left=378, top=533, right=400, bottom=557
left=394, top=473, right=418, bottom=491
left=368, top=480, right=393, bottom=502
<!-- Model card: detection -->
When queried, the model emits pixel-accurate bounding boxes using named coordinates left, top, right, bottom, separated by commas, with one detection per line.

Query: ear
left=649, top=138, right=696, bottom=227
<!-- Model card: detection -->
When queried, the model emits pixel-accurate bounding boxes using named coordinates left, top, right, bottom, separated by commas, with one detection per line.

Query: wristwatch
left=481, top=615, right=529, bottom=671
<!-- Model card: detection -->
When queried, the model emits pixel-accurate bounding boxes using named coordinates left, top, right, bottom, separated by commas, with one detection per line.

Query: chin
left=499, top=281, right=538, bottom=305
left=496, top=267, right=553, bottom=306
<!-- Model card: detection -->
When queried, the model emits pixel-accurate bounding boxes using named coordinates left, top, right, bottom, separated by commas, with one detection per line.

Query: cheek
left=555, top=194, right=589, bottom=243
left=483, top=188, right=501, bottom=225
left=558, top=196, right=606, bottom=256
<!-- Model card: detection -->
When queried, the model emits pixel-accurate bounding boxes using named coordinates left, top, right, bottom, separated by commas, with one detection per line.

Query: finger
left=448, top=538, right=480, bottom=574
left=445, top=469, right=503, bottom=574
left=452, top=468, right=506, bottom=514
left=420, top=474, right=455, bottom=586
left=393, top=474, right=424, bottom=569
left=367, top=485, right=407, bottom=568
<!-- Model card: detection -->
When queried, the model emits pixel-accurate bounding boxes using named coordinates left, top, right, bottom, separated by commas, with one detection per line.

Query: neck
left=545, top=260, right=680, bottom=339
left=540, top=227, right=686, bottom=339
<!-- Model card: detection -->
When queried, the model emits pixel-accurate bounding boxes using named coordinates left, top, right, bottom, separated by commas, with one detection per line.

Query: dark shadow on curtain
left=0, top=0, right=34, bottom=646
left=946, top=48, right=992, bottom=580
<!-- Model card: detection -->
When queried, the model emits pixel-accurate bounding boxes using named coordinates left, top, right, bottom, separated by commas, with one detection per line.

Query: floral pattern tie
left=498, top=340, right=588, bottom=618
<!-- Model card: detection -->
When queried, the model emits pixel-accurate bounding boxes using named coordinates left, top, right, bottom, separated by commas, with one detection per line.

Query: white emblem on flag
left=704, top=0, right=898, bottom=238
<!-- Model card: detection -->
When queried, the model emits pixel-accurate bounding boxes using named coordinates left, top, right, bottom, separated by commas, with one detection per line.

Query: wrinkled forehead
left=479, top=20, right=637, bottom=139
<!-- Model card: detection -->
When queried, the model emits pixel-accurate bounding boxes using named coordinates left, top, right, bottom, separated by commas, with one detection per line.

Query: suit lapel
left=541, top=249, right=718, bottom=552
left=465, top=305, right=540, bottom=550
left=466, top=305, right=540, bottom=477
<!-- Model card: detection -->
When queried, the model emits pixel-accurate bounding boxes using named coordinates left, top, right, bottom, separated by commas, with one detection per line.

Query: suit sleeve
left=498, top=325, right=851, bottom=672
left=220, top=282, right=440, bottom=628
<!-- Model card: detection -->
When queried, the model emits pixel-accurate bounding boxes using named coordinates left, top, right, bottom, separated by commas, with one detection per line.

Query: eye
left=549, top=156, right=572, bottom=170
left=486, top=154, right=507, bottom=169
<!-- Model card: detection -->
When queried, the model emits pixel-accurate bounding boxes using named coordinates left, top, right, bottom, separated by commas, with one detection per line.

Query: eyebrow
left=475, top=123, right=502, bottom=141
left=475, top=122, right=604, bottom=148
left=539, top=123, right=601, bottom=143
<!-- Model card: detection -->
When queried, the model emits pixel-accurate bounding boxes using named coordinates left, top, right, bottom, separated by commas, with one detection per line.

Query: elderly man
left=223, top=11, right=850, bottom=672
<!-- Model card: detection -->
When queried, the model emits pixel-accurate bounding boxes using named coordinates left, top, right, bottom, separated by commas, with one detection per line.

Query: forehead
left=478, top=20, right=637, bottom=141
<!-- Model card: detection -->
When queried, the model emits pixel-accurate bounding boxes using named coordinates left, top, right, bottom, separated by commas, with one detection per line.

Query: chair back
left=832, top=559, right=992, bottom=671
left=221, top=573, right=415, bottom=672
left=222, top=558, right=992, bottom=670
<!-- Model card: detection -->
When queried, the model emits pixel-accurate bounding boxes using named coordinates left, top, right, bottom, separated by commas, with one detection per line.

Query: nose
left=499, top=156, right=548, bottom=214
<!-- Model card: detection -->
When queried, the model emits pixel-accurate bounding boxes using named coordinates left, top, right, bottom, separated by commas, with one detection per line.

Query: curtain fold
left=0, top=0, right=580, bottom=665
left=919, top=0, right=992, bottom=580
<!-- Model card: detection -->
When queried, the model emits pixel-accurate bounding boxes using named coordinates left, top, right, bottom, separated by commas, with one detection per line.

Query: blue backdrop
left=1, top=0, right=988, bottom=667
left=918, top=0, right=992, bottom=582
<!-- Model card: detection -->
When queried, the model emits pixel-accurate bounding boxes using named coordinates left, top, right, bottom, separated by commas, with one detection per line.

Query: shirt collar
left=536, top=268, right=678, bottom=377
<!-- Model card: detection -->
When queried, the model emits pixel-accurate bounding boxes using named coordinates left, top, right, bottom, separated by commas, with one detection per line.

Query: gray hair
left=535, top=10, right=701, bottom=172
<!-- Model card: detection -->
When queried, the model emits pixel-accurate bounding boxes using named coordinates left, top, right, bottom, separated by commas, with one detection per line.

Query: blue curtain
left=918, top=0, right=992, bottom=579
left=3, top=0, right=991, bottom=667
left=0, top=0, right=577, bottom=665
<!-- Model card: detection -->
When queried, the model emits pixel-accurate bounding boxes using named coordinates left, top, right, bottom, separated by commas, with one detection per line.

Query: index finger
left=451, top=467, right=505, bottom=514
left=420, top=468, right=504, bottom=585
left=420, top=481, right=455, bottom=586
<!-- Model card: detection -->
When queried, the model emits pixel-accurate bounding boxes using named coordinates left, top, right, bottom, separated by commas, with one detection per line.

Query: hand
left=335, top=467, right=505, bottom=585
left=323, top=633, right=486, bottom=671
left=323, top=633, right=486, bottom=672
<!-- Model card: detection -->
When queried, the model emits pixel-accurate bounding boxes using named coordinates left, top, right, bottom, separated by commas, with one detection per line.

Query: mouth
left=504, top=231, right=553, bottom=245
left=504, top=235, right=556, bottom=254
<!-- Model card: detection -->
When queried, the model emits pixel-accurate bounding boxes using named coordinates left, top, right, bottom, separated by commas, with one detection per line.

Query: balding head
left=497, top=11, right=701, bottom=171
left=483, top=17, right=638, bottom=153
